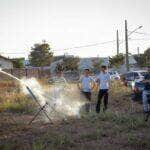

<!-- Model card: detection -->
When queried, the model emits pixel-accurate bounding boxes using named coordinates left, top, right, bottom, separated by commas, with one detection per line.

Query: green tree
left=63, top=57, right=79, bottom=71
left=109, top=54, right=124, bottom=68
left=12, top=58, right=25, bottom=68
left=144, top=48, right=150, bottom=66
left=134, top=48, right=150, bottom=67
left=29, top=42, right=53, bottom=67
left=134, top=54, right=145, bottom=67
left=92, top=58, right=103, bottom=72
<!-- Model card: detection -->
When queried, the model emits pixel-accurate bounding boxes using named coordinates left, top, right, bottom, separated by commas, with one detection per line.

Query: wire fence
left=0, top=68, right=50, bottom=80
left=0, top=68, right=80, bottom=81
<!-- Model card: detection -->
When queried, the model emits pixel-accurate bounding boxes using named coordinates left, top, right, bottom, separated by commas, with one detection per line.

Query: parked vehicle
left=122, top=70, right=148, bottom=87
left=109, top=71, right=120, bottom=80
left=132, top=80, right=150, bottom=103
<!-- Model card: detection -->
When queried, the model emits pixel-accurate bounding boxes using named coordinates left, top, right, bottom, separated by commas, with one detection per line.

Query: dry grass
left=0, top=80, right=35, bottom=113
left=0, top=79, right=150, bottom=150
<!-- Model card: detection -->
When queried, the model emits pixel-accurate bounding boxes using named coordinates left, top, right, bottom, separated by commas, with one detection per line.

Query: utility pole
left=125, top=20, right=129, bottom=71
left=116, top=30, right=119, bottom=55
left=137, top=47, right=140, bottom=57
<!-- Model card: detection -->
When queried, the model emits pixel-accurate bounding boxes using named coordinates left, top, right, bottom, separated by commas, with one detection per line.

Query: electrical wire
left=0, top=40, right=116, bottom=55
left=51, top=40, right=116, bottom=51
left=0, top=37, right=150, bottom=55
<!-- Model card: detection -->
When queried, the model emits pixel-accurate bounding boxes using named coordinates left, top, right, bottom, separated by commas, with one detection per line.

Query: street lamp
left=128, top=25, right=143, bottom=37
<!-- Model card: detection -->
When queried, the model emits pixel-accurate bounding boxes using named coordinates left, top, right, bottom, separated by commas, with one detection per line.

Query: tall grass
left=0, top=81, right=35, bottom=113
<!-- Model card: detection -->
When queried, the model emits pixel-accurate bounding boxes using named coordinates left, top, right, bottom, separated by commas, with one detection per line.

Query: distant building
left=118, top=55, right=138, bottom=73
left=0, top=55, right=13, bottom=69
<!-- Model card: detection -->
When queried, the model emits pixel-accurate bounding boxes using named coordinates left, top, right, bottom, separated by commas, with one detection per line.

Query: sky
left=0, top=0, right=150, bottom=58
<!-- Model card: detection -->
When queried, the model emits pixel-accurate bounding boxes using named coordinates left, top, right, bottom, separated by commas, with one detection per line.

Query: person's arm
left=107, top=74, right=111, bottom=88
left=90, top=77, right=96, bottom=91
left=95, top=75, right=100, bottom=91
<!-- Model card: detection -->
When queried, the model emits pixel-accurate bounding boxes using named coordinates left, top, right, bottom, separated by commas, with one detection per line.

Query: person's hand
left=77, top=83, right=82, bottom=90
left=94, top=83, right=99, bottom=91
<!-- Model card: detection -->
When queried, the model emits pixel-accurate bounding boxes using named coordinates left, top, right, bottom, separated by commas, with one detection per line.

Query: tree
left=109, top=54, right=124, bottom=68
left=92, top=58, right=103, bottom=73
left=144, top=48, right=150, bottom=66
left=63, top=56, right=79, bottom=71
left=134, top=54, right=145, bottom=67
left=29, top=42, right=53, bottom=67
left=134, top=48, right=150, bottom=67
left=12, top=58, right=25, bottom=68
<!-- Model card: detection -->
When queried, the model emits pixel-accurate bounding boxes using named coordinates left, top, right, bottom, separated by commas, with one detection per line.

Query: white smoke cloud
left=21, top=78, right=86, bottom=122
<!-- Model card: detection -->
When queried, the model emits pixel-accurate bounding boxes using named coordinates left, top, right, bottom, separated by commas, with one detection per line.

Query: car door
left=126, top=72, right=134, bottom=81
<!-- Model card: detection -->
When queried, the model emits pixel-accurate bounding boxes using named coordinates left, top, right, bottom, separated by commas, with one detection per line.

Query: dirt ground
left=0, top=81, right=150, bottom=150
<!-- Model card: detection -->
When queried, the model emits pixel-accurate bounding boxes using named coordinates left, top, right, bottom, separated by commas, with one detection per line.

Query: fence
left=1, top=68, right=51, bottom=80
left=0, top=68, right=80, bottom=81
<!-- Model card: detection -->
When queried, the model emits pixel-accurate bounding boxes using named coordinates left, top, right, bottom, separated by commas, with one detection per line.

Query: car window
left=133, top=72, right=139, bottom=77
left=127, top=72, right=133, bottom=77
left=140, top=72, right=147, bottom=76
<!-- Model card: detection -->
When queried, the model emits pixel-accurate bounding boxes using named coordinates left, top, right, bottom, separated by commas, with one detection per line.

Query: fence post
left=38, top=68, right=40, bottom=78
left=11, top=69, right=13, bottom=75
left=25, top=68, right=28, bottom=78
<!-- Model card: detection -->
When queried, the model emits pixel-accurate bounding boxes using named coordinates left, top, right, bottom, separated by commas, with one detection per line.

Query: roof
left=0, top=55, right=12, bottom=61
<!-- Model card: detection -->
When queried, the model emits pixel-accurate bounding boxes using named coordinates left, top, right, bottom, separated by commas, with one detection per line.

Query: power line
left=0, top=40, right=116, bottom=55
left=1, top=38, right=150, bottom=55
left=51, top=40, right=116, bottom=51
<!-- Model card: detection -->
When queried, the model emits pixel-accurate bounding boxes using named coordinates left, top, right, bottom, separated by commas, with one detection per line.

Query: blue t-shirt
left=80, top=76, right=94, bottom=92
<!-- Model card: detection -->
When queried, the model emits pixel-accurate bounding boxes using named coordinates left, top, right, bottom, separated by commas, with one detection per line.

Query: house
left=0, top=55, right=13, bottom=69
left=118, top=55, right=138, bottom=74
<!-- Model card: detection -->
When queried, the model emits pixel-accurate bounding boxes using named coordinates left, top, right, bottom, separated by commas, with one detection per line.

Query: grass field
left=0, top=79, right=149, bottom=150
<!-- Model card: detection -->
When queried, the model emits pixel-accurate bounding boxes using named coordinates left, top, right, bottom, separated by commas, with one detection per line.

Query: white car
left=124, top=70, right=148, bottom=89
left=109, top=71, right=120, bottom=80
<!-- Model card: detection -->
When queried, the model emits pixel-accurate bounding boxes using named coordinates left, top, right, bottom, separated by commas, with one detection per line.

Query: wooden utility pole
left=137, top=47, right=140, bottom=57
left=125, top=20, right=129, bottom=71
left=116, top=30, right=119, bottom=55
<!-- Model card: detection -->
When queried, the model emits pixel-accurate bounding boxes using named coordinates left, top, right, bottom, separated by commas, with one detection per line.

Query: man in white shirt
left=96, top=65, right=110, bottom=113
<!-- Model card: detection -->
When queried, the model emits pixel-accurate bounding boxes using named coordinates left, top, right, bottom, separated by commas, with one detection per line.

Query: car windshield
left=140, top=72, right=148, bottom=76
left=109, top=72, right=113, bottom=75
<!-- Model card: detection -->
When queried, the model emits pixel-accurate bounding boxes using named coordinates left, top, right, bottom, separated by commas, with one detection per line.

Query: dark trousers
left=82, top=91, right=91, bottom=112
left=96, top=89, right=108, bottom=113
left=82, top=91, right=91, bottom=101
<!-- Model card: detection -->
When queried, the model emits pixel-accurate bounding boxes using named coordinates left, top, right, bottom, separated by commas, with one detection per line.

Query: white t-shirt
left=80, top=76, right=94, bottom=92
left=97, top=72, right=110, bottom=89
left=49, top=76, right=67, bottom=98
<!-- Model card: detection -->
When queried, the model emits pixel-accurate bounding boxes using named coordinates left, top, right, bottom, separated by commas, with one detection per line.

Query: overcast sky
left=0, top=0, right=150, bottom=58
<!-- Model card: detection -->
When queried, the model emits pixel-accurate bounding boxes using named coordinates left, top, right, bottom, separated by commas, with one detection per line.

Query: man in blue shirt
left=78, top=69, right=94, bottom=112
left=78, top=69, right=94, bottom=101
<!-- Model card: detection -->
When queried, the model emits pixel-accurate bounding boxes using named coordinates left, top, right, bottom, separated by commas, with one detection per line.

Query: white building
left=119, top=55, right=138, bottom=74
left=0, top=55, right=13, bottom=69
